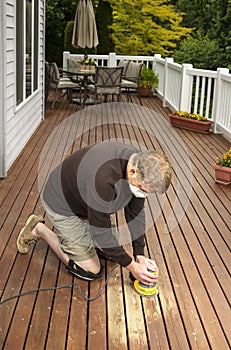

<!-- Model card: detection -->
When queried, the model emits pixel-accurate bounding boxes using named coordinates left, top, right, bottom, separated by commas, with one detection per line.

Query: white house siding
left=0, top=0, right=45, bottom=178
left=0, top=1, right=6, bottom=178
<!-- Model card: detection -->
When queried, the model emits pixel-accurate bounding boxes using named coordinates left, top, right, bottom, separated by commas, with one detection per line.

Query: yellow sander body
left=134, top=271, right=158, bottom=297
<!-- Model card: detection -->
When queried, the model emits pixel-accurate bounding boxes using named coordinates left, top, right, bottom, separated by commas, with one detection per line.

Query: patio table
left=60, top=67, right=96, bottom=107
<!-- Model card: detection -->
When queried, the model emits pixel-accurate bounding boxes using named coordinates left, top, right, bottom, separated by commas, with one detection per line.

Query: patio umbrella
left=72, top=0, right=99, bottom=53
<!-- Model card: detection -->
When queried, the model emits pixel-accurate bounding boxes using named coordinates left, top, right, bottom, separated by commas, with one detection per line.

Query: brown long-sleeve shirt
left=43, top=142, right=145, bottom=266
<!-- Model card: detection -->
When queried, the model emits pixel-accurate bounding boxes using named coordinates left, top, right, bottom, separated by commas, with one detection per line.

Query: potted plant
left=139, top=65, right=158, bottom=97
left=212, top=147, right=231, bottom=185
left=78, top=55, right=91, bottom=70
left=88, top=58, right=96, bottom=71
left=169, top=111, right=213, bottom=133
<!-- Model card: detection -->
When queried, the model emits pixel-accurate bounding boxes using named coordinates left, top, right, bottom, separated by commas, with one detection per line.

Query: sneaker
left=67, top=259, right=103, bottom=281
left=17, top=213, right=45, bottom=254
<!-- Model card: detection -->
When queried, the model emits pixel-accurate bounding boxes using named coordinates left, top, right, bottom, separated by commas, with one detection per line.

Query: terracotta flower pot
left=138, top=86, right=152, bottom=97
left=212, top=164, right=231, bottom=185
left=169, top=114, right=213, bottom=133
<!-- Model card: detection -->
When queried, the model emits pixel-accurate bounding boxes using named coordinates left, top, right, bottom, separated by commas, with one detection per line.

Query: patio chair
left=121, top=62, right=143, bottom=105
left=46, top=62, right=81, bottom=109
left=66, top=58, right=82, bottom=82
left=117, top=60, right=130, bottom=77
left=87, top=66, right=124, bottom=103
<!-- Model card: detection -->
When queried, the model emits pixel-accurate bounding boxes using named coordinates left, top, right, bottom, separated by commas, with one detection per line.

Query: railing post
left=153, top=54, right=162, bottom=97
left=63, top=51, right=70, bottom=68
left=179, top=63, right=193, bottom=112
left=108, top=52, right=116, bottom=67
left=153, top=54, right=161, bottom=70
left=163, top=57, right=174, bottom=108
left=212, top=67, right=229, bottom=134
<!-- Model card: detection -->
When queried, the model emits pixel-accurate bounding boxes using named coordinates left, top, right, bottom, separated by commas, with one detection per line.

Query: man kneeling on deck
left=17, top=142, right=172, bottom=285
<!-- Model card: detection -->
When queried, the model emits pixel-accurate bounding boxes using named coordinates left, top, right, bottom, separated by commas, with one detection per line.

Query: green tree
left=212, top=0, right=231, bottom=69
left=96, top=0, right=114, bottom=54
left=46, top=0, right=76, bottom=65
left=172, top=0, right=231, bottom=69
left=173, top=0, right=217, bottom=32
left=109, top=0, right=192, bottom=56
left=172, top=30, right=221, bottom=70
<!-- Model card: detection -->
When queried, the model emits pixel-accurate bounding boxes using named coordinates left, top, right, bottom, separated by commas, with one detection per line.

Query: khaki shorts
left=44, top=203, right=118, bottom=262
left=44, top=203, right=97, bottom=262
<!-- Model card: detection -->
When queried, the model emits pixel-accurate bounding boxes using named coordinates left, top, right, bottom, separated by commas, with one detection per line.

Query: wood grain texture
left=0, top=91, right=230, bottom=350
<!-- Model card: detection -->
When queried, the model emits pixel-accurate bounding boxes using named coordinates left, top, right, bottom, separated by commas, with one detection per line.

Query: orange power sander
left=133, top=270, right=158, bottom=297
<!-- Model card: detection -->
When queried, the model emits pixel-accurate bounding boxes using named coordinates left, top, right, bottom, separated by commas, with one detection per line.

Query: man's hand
left=126, top=257, right=158, bottom=285
left=136, top=255, right=159, bottom=274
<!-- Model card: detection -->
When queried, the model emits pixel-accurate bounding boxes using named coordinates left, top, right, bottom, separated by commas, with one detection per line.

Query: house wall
left=0, top=1, right=6, bottom=177
left=0, top=0, right=45, bottom=178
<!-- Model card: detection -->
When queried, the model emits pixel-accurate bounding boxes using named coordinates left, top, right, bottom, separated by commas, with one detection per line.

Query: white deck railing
left=63, top=51, right=231, bottom=141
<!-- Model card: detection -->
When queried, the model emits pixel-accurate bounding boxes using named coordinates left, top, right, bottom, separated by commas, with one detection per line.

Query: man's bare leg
left=32, top=222, right=101, bottom=274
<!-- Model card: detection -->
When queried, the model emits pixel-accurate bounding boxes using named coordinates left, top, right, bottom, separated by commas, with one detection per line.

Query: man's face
left=128, top=166, right=157, bottom=198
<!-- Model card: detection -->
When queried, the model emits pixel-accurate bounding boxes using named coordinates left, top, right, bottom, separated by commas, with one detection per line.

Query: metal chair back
left=92, top=66, right=124, bottom=101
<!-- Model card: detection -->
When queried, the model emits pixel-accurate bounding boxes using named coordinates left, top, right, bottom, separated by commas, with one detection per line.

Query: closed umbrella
left=72, top=0, right=99, bottom=52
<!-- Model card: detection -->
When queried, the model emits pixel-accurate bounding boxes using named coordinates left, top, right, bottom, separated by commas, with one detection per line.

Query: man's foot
left=17, top=213, right=45, bottom=253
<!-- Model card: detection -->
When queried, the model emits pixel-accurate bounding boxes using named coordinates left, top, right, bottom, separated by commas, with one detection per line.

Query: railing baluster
left=199, top=76, right=206, bottom=115
left=194, top=76, right=200, bottom=114
left=205, top=77, right=212, bottom=119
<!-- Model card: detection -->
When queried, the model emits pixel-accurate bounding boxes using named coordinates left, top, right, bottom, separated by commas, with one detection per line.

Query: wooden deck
left=0, top=92, right=230, bottom=350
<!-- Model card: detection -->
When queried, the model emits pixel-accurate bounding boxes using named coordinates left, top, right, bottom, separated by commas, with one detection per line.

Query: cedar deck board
left=0, top=93, right=230, bottom=349
left=139, top=107, right=231, bottom=346
left=129, top=115, right=210, bottom=348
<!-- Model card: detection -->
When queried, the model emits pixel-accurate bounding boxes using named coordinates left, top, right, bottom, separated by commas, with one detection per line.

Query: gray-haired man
left=17, top=142, right=172, bottom=285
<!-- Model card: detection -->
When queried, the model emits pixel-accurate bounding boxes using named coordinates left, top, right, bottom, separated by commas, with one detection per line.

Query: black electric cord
left=0, top=264, right=119, bottom=306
